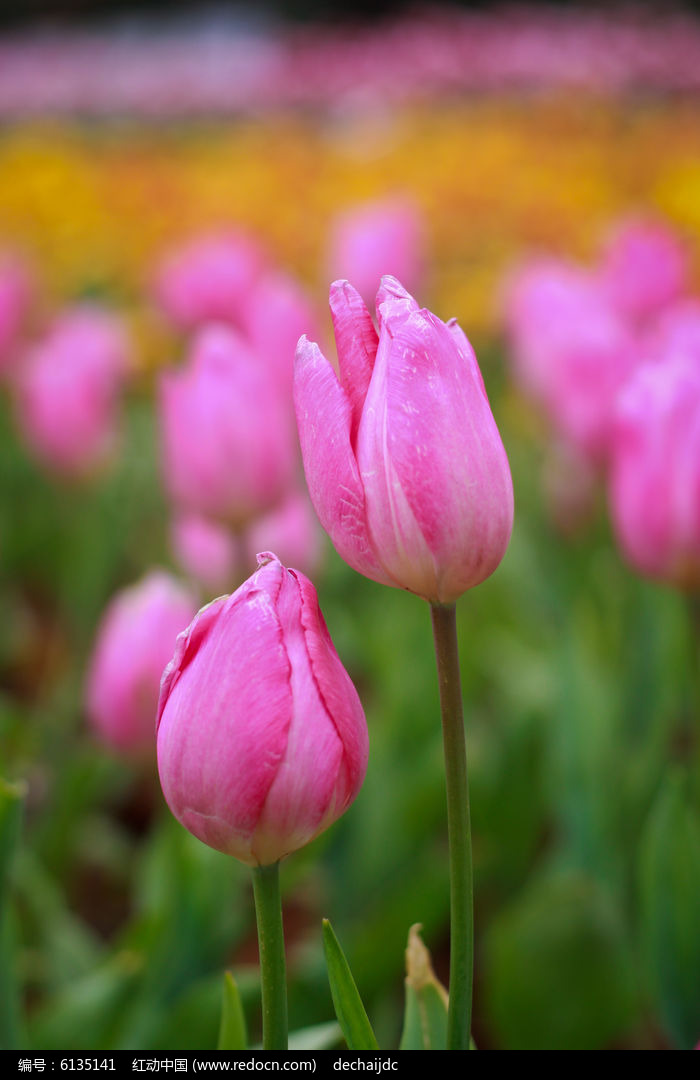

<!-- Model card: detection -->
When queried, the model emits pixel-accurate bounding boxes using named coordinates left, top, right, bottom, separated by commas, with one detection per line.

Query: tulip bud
left=295, top=276, right=513, bottom=603
left=171, top=512, right=238, bottom=594
left=328, top=199, right=425, bottom=309
left=159, top=325, right=296, bottom=527
left=609, top=356, right=700, bottom=589
left=153, top=231, right=265, bottom=331
left=240, top=270, right=321, bottom=396
left=15, top=306, right=129, bottom=477
left=243, top=489, right=323, bottom=580
left=503, top=258, right=637, bottom=465
left=599, top=218, right=688, bottom=323
left=157, top=553, right=368, bottom=866
left=86, top=572, right=197, bottom=754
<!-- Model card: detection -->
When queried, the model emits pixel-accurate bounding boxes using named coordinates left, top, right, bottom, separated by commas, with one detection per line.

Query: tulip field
left=1, top=4, right=699, bottom=1059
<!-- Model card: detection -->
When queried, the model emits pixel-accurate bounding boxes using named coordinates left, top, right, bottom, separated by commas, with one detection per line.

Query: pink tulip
left=243, top=489, right=323, bottom=580
left=295, top=276, right=513, bottom=603
left=503, top=257, right=638, bottom=465
left=157, top=552, right=368, bottom=866
left=153, top=231, right=266, bottom=331
left=598, top=219, right=688, bottom=322
left=86, top=572, right=197, bottom=754
left=171, top=512, right=238, bottom=594
left=645, top=300, right=700, bottom=365
left=609, top=356, right=700, bottom=589
left=327, top=199, right=425, bottom=308
left=159, top=324, right=296, bottom=527
left=0, top=256, right=32, bottom=373
left=239, top=270, right=321, bottom=396
left=15, top=306, right=129, bottom=477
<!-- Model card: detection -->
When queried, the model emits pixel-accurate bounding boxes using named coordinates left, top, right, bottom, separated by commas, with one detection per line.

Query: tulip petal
left=358, top=306, right=513, bottom=601
left=294, top=336, right=395, bottom=587
left=157, top=574, right=293, bottom=862
left=329, top=280, right=378, bottom=439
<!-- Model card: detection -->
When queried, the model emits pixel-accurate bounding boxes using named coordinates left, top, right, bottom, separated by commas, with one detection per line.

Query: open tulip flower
left=294, top=275, right=514, bottom=604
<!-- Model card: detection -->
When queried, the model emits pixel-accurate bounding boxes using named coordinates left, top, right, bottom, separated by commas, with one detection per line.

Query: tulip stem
left=251, top=862, right=288, bottom=1051
left=430, top=601, right=473, bottom=1051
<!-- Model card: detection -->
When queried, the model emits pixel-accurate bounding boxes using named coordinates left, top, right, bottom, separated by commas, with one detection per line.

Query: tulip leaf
left=218, top=970, right=247, bottom=1051
left=0, top=777, right=27, bottom=1051
left=399, top=924, right=448, bottom=1051
left=322, top=919, right=379, bottom=1051
left=639, top=770, right=700, bottom=1049
left=288, top=1021, right=342, bottom=1051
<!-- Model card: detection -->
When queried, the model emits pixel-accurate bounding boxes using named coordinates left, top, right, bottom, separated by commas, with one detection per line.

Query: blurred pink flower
left=159, top=324, right=296, bottom=527
left=503, top=257, right=638, bottom=465
left=295, top=276, right=513, bottom=603
left=171, top=512, right=238, bottom=594
left=598, top=218, right=688, bottom=323
left=15, top=306, right=129, bottom=477
left=153, top=231, right=266, bottom=331
left=86, top=571, right=197, bottom=754
left=157, top=552, right=368, bottom=865
left=240, top=269, right=321, bottom=396
left=327, top=198, right=425, bottom=308
left=609, top=356, right=700, bottom=589
left=243, top=489, right=323, bottom=580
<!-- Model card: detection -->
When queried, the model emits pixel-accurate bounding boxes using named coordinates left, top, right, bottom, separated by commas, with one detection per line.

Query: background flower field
left=1, top=3, right=699, bottom=1052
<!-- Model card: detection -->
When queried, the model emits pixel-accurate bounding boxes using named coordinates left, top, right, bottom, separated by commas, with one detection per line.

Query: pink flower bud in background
left=295, top=276, right=513, bottom=603
left=157, top=553, right=368, bottom=866
left=153, top=231, right=265, bottom=331
left=0, top=256, right=32, bottom=374
left=327, top=199, right=425, bottom=308
left=645, top=300, right=700, bottom=365
left=598, top=218, right=688, bottom=323
left=502, top=257, right=599, bottom=402
left=502, top=257, right=638, bottom=466
left=239, top=270, right=322, bottom=395
left=159, top=324, right=296, bottom=527
left=15, top=306, right=129, bottom=477
left=243, top=489, right=323, bottom=580
left=171, top=513, right=238, bottom=594
left=609, top=356, right=700, bottom=589
left=86, top=572, right=197, bottom=754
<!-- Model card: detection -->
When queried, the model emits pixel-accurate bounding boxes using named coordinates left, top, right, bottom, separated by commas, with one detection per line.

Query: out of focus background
left=1, top=0, right=699, bottom=1053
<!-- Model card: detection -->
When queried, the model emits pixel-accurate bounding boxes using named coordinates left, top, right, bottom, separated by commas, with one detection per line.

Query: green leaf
left=218, top=971, right=247, bottom=1051
left=0, top=777, right=26, bottom=1051
left=639, top=771, right=700, bottom=1049
left=322, top=919, right=378, bottom=1051
left=399, top=924, right=448, bottom=1051
left=288, top=1021, right=341, bottom=1051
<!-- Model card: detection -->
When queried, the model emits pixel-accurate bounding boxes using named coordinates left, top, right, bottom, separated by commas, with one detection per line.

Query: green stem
left=251, top=862, right=288, bottom=1051
left=430, top=602, right=473, bottom=1050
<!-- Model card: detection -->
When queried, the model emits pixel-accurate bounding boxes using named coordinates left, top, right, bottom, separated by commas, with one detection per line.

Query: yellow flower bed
left=1, top=95, right=698, bottom=352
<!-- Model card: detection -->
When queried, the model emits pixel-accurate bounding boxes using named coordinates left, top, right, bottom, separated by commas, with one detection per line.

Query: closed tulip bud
left=609, top=357, right=700, bottom=589
left=503, top=258, right=637, bottom=465
left=240, top=270, right=322, bottom=396
left=295, top=276, right=513, bottom=603
left=328, top=199, right=425, bottom=308
left=171, top=512, right=238, bottom=594
left=86, top=572, right=197, bottom=753
left=243, top=489, right=323, bottom=580
left=154, top=231, right=265, bottom=331
left=599, top=219, right=688, bottom=322
left=159, top=325, right=296, bottom=527
left=15, top=306, right=129, bottom=477
left=157, top=553, right=368, bottom=866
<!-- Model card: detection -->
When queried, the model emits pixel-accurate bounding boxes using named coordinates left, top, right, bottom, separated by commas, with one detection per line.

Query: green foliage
left=322, top=920, right=379, bottom=1051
